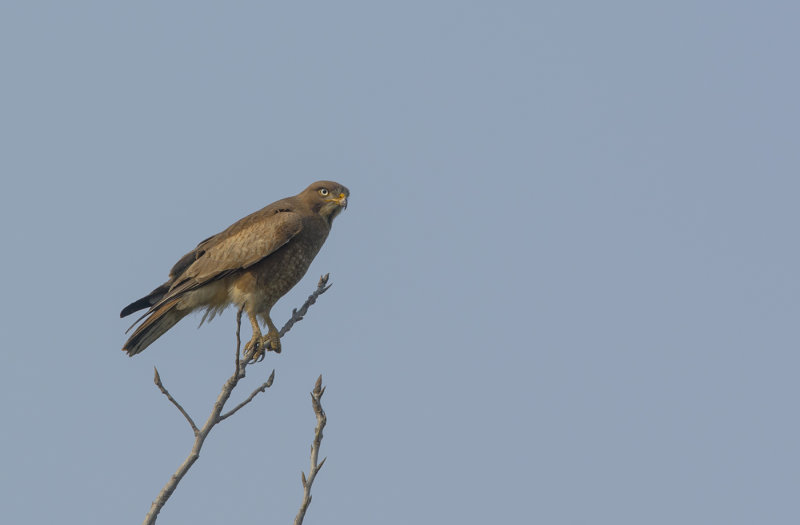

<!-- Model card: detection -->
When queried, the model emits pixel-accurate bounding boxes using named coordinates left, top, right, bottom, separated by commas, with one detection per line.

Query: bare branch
left=143, top=277, right=332, bottom=525
left=144, top=315, right=259, bottom=525
left=279, top=274, right=332, bottom=337
left=219, top=370, right=275, bottom=422
left=235, top=305, right=244, bottom=376
left=294, top=375, right=329, bottom=525
left=153, top=367, right=198, bottom=436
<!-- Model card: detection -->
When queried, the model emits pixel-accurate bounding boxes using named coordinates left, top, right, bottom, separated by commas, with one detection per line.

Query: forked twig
left=143, top=276, right=333, bottom=525
left=294, top=375, right=328, bottom=525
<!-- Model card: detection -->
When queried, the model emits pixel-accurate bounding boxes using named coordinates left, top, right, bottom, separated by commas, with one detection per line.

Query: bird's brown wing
left=155, top=209, right=304, bottom=304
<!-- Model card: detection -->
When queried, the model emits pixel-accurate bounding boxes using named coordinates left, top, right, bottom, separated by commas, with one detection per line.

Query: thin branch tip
left=152, top=368, right=199, bottom=437
left=294, top=373, right=329, bottom=525
left=279, top=274, right=334, bottom=338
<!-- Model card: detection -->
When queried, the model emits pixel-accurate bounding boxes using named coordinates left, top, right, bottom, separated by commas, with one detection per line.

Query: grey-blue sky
left=1, top=2, right=798, bottom=523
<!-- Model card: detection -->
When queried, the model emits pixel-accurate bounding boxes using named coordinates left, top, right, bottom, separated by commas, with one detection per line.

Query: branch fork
left=142, top=275, right=333, bottom=525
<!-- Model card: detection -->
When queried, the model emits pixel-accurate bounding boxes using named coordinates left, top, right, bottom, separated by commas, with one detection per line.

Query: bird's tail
left=120, top=282, right=170, bottom=318
left=122, top=298, right=187, bottom=356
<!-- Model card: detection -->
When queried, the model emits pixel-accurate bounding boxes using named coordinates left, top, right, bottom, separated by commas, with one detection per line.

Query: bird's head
left=301, top=181, right=350, bottom=224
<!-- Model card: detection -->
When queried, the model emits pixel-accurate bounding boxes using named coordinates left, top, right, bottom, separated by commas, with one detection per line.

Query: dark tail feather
left=120, top=283, right=170, bottom=318
left=122, top=299, right=187, bottom=356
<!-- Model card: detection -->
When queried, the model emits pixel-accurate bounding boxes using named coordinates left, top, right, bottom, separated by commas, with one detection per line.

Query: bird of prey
left=121, top=181, right=349, bottom=360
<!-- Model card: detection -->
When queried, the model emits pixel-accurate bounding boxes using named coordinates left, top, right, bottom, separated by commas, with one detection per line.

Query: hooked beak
left=331, top=192, right=348, bottom=209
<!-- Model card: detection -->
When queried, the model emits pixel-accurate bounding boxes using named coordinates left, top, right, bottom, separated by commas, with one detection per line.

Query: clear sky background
left=1, top=2, right=798, bottom=524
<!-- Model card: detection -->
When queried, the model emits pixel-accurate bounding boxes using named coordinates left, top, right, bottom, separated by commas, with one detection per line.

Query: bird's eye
left=319, top=188, right=329, bottom=196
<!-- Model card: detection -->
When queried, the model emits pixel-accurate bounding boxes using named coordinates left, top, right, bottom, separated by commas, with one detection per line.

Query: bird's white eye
left=319, top=188, right=329, bottom=196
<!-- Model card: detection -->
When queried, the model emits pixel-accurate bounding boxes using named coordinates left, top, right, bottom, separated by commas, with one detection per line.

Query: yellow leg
left=243, top=311, right=264, bottom=360
left=260, top=315, right=282, bottom=354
